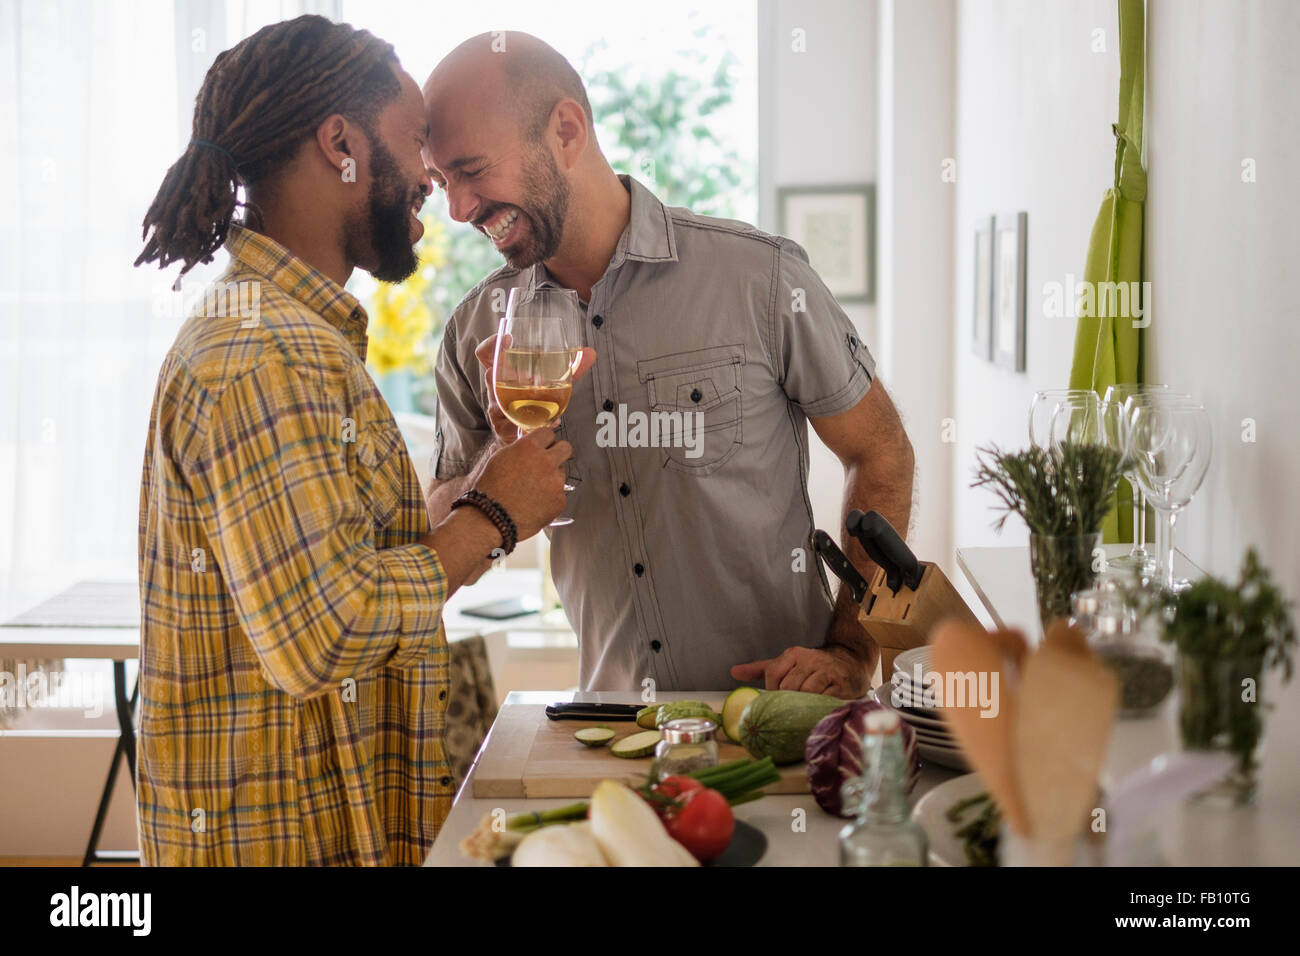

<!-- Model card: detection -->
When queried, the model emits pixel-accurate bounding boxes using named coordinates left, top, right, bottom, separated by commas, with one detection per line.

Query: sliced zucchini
left=722, top=686, right=763, bottom=744
left=635, top=706, right=660, bottom=730
left=610, top=730, right=662, bottom=759
left=573, top=726, right=616, bottom=748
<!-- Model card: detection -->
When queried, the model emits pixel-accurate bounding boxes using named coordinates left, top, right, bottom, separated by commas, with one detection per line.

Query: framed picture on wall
left=973, top=216, right=994, bottom=359
left=777, top=184, right=875, bottom=303
left=992, top=211, right=1027, bottom=372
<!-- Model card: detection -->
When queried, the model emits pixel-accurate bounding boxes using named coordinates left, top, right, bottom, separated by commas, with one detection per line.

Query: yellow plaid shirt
left=137, top=225, right=452, bottom=865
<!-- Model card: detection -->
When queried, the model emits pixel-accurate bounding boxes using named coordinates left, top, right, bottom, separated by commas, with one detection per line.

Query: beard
left=483, top=143, right=570, bottom=269
left=346, top=138, right=420, bottom=284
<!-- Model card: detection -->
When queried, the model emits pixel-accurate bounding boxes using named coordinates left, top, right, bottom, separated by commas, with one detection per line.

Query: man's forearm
left=826, top=443, right=915, bottom=665
left=424, top=440, right=500, bottom=525
left=419, top=506, right=504, bottom=594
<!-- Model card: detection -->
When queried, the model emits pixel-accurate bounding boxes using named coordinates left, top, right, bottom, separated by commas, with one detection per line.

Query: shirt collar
left=524, top=174, right=678, bottom=293
left=224, top=224, right=370, bottom=358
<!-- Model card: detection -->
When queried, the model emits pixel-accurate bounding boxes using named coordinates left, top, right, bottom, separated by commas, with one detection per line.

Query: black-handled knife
left=545, top=702, right=643, bottom=721
left=813, top=529, right=871, bottom=604
left=846, top=509, right=923, bottom=595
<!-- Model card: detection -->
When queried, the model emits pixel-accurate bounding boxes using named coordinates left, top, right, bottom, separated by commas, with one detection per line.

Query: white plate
left=910, top=726, right=958, bottom=746
left=913, top=772, right=990, bottom=866
left=871, top=686, right=949, bottom=731
left=916, top=740, right=969, bottom=772
left=891, top=646, right=932, bottom=680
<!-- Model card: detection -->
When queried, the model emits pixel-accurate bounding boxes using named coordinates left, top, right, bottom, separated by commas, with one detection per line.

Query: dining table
left=425, top=544, right=1300, bottom=866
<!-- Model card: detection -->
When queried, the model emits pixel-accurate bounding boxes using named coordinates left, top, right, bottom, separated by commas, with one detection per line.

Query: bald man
left=423, top=33, right=915, bottom=699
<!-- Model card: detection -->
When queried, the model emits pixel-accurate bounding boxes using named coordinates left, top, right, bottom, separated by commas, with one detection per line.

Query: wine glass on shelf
left=492, top=286, right=583, bottom=527
left=1128, top=401, right=1212, bottom=591
left=1101, top=384, right=1170, bottom=572
left=1029, top=388, right=1100, bottom=450
left=1121, top=389, right=1195, bottom=573
left=1046, top=391, right=1103, bottom=450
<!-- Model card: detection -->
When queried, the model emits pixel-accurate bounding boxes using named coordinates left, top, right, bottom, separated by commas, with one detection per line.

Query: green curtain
left=1069, top=0, right=1146, bottom=543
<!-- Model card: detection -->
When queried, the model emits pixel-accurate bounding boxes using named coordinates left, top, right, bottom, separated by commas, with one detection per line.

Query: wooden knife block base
left=859, top=562, right=983, bottom=680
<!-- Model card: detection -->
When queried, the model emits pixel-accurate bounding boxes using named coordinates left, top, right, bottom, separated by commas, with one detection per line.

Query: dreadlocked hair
left=135, top=15, right=400, bottom=278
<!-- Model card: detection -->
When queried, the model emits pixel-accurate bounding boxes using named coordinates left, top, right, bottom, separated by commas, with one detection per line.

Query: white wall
left=1145, top=0, right=1300, bottom=592
left=877, top=0, right=956, bottom=570
left=758, top=0, right=878, bottom=540
left=1144, top=0, right=1300, bottom=729
left=949, top=0, right=1119, bottom=560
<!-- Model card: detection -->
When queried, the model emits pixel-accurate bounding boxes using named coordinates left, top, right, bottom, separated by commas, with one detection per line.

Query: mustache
left=472, top=203, right=516, bottom=228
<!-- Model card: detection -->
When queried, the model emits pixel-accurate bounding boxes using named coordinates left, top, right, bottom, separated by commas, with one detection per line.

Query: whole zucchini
left=736, top=690, right=844, bottom=764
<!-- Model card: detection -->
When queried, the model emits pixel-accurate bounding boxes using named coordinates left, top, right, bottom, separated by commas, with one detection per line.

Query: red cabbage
left=805, top=699, right=921, bottom=817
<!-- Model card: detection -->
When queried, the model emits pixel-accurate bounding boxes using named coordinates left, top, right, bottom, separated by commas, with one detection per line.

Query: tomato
left=663, top=787, right=734, bottom=863
left=652, top=775, right=705, bottom=801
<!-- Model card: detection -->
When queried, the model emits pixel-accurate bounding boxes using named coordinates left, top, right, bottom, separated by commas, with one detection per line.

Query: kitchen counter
left=423, top=689, right=962, bottom=867
left=425, top=544, right=1300, bottom=867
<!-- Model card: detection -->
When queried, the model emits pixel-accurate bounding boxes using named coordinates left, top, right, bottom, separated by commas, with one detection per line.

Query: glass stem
left=1127, top=477, right=1143, bottom=556
left=1138, top=489, right=1148, bottom=553
left=1154, top=507, right=1177, bottom=590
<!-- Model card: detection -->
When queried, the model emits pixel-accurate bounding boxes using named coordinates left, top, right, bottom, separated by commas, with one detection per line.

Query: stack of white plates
left=875, top=647, right=969, bottom=771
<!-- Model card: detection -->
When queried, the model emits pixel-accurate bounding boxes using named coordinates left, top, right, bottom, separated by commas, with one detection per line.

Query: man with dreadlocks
left=134, top=16, right=581, bottom=865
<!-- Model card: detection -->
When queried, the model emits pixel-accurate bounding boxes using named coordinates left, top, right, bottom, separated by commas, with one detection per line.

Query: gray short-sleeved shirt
left=433, top=176, right=876, bottom=692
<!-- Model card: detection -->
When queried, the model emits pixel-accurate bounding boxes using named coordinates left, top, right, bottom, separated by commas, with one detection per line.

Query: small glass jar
left=1087, top=605, right=1175, bottom=718
left=652, top=718, right=719, bottom=781
left=1070, top=587, right=1105, bottom=634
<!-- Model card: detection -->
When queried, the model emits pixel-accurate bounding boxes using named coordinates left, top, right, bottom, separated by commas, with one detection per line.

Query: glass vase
left=1176, top=651, right=1266, bottom=806
left=1029, top=532, right=1103, bottom=632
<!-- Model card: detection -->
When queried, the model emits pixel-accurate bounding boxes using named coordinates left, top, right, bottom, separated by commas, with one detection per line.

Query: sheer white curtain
left=0, top=0, right=337, bottom=619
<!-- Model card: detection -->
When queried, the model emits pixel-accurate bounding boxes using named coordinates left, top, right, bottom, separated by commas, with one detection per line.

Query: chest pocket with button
left=636, top=343, right=745, bottom=476
left=353, top=419, right=404, bottom=531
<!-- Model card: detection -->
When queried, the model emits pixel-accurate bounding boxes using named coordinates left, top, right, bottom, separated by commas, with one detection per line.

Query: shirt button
left=690, top=388, right=703, bottom=403
left=603, top=399, right=614, bottom=412
left=619, top=482, right=630, bottom=497
left=651, top=640, right=662, bottom=652
left=440, top=776, right=452, bottom=787
left=592, top=314, right=604, bottom=329
left=634, top=563, right=645, bottom=576
left=439, top=689, right=447, bottom=700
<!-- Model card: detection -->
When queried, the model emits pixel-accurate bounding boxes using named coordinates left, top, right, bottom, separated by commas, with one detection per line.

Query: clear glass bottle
left=651, top=718, right=719, bottom=781
left=839, top=710, right=928, bottom=866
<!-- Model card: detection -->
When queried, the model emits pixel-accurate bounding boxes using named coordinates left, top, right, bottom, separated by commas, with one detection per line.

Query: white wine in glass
left=494, top=349, right=577, bottom=431
left=492, top=286, right=583, bottom=526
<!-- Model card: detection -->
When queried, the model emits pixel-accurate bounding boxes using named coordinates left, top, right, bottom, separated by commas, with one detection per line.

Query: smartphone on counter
left=459, top=596, right=540, bottom=620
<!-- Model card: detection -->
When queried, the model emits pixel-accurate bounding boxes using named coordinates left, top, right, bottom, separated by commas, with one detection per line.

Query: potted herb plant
left=972, top=441, right=1127, bottom=630
left=1158, top=548, right=1295, bottom=805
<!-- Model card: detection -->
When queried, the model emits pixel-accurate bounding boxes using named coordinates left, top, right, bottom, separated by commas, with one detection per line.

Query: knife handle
left=847, top=510, right=923, bottom=594
left=812, top=529, right=869, bottom=604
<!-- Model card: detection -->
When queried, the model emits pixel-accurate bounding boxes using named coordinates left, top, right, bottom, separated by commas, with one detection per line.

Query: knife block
left=859, top=562, right=983, bottom=680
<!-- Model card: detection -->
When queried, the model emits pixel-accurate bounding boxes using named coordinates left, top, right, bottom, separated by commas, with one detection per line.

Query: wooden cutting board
left=472, top=704, right=811, bottom=799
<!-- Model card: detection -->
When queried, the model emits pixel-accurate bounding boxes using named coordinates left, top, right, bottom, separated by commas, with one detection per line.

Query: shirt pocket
left=637, top=343, right=745, bottom=476
left=353, top=420, right=404, bottom=530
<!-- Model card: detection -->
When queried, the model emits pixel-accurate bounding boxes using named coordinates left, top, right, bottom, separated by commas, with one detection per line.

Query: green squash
left=654, top=700, right=720, bottom=729
left=736, top=690, right=844, bottom=764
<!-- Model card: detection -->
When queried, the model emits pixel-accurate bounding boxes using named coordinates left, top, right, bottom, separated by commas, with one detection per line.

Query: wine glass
left=1046, top=391, right=1103, bottom=450
left=492, top=286, right=583, bottom=527
left=1121, top=389, right=1195, bottom=572
left=1129, top=402, right=1212, bottom=590
left=1101, top=384, right=1170, bottom=572
left=1029, top=388, right=1099, bottom=449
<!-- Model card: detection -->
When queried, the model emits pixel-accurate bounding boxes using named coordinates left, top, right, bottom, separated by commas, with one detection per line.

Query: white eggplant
left=588, top=780, right=700, bottom=867
left=510, top=821, right=609, bottom=867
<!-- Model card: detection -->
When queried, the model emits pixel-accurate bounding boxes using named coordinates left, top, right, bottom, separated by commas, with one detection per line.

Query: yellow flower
left=366, top=215, right=448, bottom=376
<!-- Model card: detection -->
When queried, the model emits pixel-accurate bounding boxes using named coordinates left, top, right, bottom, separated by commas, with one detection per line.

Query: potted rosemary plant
left=1159, top=548, right=1295, bottom=805
left=972, top=441, right=1126, bottom=629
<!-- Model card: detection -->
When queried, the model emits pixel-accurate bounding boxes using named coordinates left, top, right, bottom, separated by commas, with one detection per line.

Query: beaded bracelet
left=450, top=490, right=519, bottom=555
